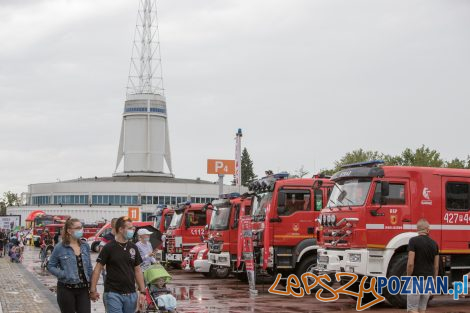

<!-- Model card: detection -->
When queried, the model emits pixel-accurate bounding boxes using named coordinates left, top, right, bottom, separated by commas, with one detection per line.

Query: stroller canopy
left=144, top=264, right=172, bottom=284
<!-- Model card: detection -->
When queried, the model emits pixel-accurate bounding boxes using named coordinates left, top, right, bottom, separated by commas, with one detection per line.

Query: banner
left=0, top=215, right=21, bottom=230
left=241, top=215, right=257, bottom=294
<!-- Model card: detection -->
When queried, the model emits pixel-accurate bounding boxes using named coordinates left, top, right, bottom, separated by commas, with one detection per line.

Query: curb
left=16, top=262, right=61, bottom=312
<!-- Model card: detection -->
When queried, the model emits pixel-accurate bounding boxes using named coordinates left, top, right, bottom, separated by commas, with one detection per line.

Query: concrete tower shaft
left=115, top=0, right=172, bottom=177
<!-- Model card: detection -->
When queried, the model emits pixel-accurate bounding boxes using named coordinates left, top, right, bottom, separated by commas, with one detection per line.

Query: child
left=149, top=277, right=177, bottom=313
left=9, top=245, right=21, bottom=263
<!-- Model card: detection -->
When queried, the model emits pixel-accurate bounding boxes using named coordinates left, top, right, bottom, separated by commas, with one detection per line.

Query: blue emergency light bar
left=341, top=160, right=384, bottom=169
left=219, top=192, right=240, bottom=199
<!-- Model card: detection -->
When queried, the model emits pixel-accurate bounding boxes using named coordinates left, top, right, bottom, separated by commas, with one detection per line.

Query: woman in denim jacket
left=48, top=218, right=93, bottom=313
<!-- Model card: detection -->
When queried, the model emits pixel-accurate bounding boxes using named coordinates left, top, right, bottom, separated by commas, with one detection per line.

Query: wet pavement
left=18, top=246, right=470, bottom=313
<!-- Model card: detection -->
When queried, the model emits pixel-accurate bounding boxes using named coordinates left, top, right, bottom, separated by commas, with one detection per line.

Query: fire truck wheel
left=202, top=271, right=215, bottom=278
left=91, top=242, right=99, bottom=253
left=340, top=276, right=377, bottom=304
left=295, top=256, right=334, bottom=290
left=214, top=267, right=230, bottom=279
left=385, top=252, right=408, bottom=308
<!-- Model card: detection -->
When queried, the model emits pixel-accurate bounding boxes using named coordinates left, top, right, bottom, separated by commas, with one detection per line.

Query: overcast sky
left=1, top=0, right=469, bottom=194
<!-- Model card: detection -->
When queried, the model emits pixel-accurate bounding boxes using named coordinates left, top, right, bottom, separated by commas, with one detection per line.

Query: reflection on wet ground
left=21, top=246, right=470, bottom=313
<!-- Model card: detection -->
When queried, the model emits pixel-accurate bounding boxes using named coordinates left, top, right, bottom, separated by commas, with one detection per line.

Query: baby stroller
left=9, top=244, right=22, bottom=263
left=143, top=264, right=177, bottom=313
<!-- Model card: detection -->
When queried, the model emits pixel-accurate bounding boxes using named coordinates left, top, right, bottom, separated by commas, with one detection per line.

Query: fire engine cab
left=206, top=193, right=252, bottom=278
left=165, top=202, right=211, bottom=267
left=245, top=172, right=333, bottom=279
left=317, top=161, right=470, bottom=307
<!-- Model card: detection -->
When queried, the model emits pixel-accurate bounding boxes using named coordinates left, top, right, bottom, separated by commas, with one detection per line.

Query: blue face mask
left=126, top=230, right=135, bottom=240
left=73, top=230, right=83, bottom=239
left=143, top=237, right=150, bottom=242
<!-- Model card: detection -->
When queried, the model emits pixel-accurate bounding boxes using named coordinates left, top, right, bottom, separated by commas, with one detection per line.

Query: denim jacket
left=47, top=241, right=93, bottom=285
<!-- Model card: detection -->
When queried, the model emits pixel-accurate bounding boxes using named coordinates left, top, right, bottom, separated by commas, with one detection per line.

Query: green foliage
left=241, top=148, right=257, bottom=186
left=324, top=146, right=470, bottom=174
left=0, top=191, right=20, bottom=215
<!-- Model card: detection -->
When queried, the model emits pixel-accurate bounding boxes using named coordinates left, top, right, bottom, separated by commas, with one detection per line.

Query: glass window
left=278, top=189, right=311, bottom=216
left=372, top=183, right=406, bottom=205
left=314, top=189, right=323, bottom=211
left=191, top=197, right=196, bottom=203
left=97, top=195, right=103, bottom=204
left=446, top=182, right=470, bottom=212
left=132, top=196, right=138, bottom=205
left=142, top=196, right=147, bottom=205
left=170, top=196, right=176, bottom=205
left=186, top=211, right=207, bottom=227
left=92, top=195, right=97, bottom=204
left=328, top=179, right=372, bottom=208
left=121, top=196, right=126, bottom=204
left=158, top=196, right=164, bottom=204
left=103, top=195, right=108, bottom=204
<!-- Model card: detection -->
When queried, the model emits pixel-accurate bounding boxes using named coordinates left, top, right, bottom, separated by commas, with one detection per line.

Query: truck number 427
left=444, top=213, right=470, bottom=224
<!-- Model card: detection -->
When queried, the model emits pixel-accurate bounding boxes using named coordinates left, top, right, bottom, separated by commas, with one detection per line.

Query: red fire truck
left=32, top=214, right=70, bottom=247
left=316, top=161, right=470, bottom=307
left=165, top=203, right=212, bottom=267
left=240, top=173, right=333, bottom=281
left=206, top=194, right=252, bottom=278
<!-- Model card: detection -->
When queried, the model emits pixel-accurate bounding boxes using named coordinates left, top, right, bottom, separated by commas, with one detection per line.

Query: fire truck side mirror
left=381, top=181, right=390, bottom=198
left=277, top=191, right=286, bottom=215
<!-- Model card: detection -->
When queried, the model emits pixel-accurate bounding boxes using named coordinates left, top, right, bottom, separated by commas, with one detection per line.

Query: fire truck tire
left=340, top=276, right=377, bottom=304
left=385, top=252, right=408, bottom=308
left=295, top=256, right=334, bottom=290
left=214, top=267, right=230, bottom=279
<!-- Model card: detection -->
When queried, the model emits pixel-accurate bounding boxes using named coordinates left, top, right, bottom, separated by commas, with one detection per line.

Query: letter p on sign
left=207, top=159, right=236, bottom=175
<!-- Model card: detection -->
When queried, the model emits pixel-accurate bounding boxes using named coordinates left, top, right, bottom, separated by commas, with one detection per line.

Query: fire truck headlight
left=219, top=256, right=228, bottom=263
left=322, top=215, right=327, bottom=226
left=349, top=253, right=361, bottom=263
left=326, top=215, right=332, bottom=226
left=331, top=215, right=336, bottom=226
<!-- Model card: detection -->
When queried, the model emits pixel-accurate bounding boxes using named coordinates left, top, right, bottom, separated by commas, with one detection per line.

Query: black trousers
left=57, top=285, right=91, bottom=313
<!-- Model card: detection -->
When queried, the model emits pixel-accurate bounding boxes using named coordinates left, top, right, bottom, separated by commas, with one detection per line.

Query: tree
left=291, top=165, right=309, bottom=178
left=1, top=191, right=20, bottom=215
left=446, top=156, right=470, bottom=169
left=394, top=145, right=444, bottom=167
left=333, top=149, right=387, bottom=172
left=241, top=148, right=257, bottom=186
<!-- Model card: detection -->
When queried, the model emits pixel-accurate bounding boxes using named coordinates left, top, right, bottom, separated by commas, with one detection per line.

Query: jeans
left=57, top=285, right=91, bottom=313
left=104, top=292, right=137, bottom=313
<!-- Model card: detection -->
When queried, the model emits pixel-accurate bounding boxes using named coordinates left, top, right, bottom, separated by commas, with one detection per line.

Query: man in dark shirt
left=407, top=218, right=439, bottom=313
left=90, top=216, right=146, bottom=313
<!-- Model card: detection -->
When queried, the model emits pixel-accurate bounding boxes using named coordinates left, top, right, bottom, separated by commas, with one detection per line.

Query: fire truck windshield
left=252, top=192, right=273, bottom=219
left=209, top=205, right=231, bottom=230
left=327, top=178, right=371, bottom=208
left=169, top=212, right=183, bottom=228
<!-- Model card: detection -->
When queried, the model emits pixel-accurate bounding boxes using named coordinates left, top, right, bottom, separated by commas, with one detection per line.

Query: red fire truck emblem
left=390, top=215, right=398, bottom=225
left=293, top=223, right=300, bottom=232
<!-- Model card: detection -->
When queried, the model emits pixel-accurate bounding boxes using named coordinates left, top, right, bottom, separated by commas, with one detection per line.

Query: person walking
left=90, top=216, right=146, bottom=313
left=406, top=218, right=439, bottom=313
left=136, top=228, right=157, bottom=270
left=47, top=218, right=93, bottom=313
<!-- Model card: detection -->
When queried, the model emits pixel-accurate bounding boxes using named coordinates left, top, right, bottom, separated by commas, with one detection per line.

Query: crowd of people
left=0, top=227, right=30, bottom=263
left=42, top=216, right=177, bottom=313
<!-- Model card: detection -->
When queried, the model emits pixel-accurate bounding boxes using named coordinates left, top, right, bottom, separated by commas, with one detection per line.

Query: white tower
left=115, top=0, right=172, bottom=177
